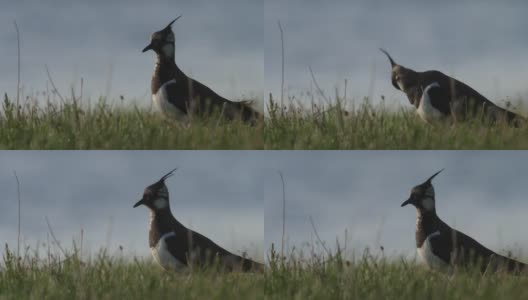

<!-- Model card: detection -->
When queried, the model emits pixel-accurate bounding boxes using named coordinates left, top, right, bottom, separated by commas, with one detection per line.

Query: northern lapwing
left=401, top=169, right=527, bottom=274
left=142, top=17, right=261, bottom=125
left=133, top=168, right=264, bottom=272
left=380, top=49, right=525, bottom=126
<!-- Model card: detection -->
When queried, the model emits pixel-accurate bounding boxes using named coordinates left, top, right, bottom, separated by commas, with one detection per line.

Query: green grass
left=5, top=93, right=528, bottom=150
left=265, top=247, right=528, bottom=300
left=0, top=244, right=264, bottom=300
left=265, top=98, right=528, bottom=150
left=4, top=243, right=528, bottom=300
left=0, top=95, right=263, bottom=150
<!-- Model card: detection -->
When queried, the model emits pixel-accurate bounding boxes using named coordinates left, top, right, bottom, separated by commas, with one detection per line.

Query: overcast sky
left=0, top=151, right=263, bottom=260
left=0, top=0, right=263, bottom=107
left=264, top=151, right=528, bottom=261
left=2, top=151, right=528, bottom=263
left=4, top=1, right=526, bottom=114
left=265, top=0, right=528, bottom=109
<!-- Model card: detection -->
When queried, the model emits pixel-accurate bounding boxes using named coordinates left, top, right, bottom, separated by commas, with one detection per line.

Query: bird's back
left=165, top=217, right=262, bottom=271
left=439, top=219, right=526, bottom=273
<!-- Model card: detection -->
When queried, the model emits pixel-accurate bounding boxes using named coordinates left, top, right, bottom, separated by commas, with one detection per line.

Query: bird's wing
left=188, top=77, right=232, bottom=106
left=162, top=228, right=230, bottom=267
left=165, top=229, right=263, bottom=271
left=422, top=70, right=491, bottom=106
left=451, top=77, right=495, bottom=107
left=426, top=229, right=492, bottom=265
left=165, top=77, right=260, bottom=124
left=452, top=229, right=527, bottom=272
left=164, top=76, right=232, bottom=114
left=425, top=231, right=453, bottom=264
left=161, top=231, right=189, bottom=266
left=424, top=84, right=451, bottom=116
left=425, top=70, right=523, bottom=121
left=176, top=228, right=256, bottom=270
left=160, top=79, right=190, bottom=114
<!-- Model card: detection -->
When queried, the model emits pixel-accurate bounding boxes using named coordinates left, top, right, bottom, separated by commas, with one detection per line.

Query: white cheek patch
left=421, top=197, right=435, bottom=211
left=162, top=44, right=174, bottom=57
left=153, top=198, right=168, bottom=209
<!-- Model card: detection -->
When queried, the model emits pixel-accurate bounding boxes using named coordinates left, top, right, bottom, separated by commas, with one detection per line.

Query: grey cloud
left=265, top=0, right=528, bottom=107
left=264, top=151, right=528, bottom=258
left=2, top=150, right=527, bottom=261
left=0, top=151, right=263, bottom=258
left=0, top=0, right=262, bottom=104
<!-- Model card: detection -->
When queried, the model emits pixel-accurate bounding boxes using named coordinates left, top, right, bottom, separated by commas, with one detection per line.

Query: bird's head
left=133, top=168, right=178, bottom=211
left=401, top=169, right=444, bottom=213
left=379, top=48, right=420, bottom=94
left=142, top=16, right=181, bottom=58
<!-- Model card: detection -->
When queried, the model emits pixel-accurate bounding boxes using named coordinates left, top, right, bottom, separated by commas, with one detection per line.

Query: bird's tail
left=485, top=254, right=528, bottom=274
left=241, top=257, right=265, bottom=272
left=482, top=103, right=525, bottom=128
left=505, top=257, right=528, bottom=274
left=223, top=100, right=263, bottom=125
left=505, top=110, right=525, bottom=128
left=220, top=252, right=264, bottom=272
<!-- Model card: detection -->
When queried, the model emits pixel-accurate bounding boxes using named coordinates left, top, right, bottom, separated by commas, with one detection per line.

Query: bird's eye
left=395, top=75, right=400, bottom=81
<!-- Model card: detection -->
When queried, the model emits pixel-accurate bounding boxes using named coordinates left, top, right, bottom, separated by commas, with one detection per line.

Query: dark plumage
left=380, top=48, right=524, bottom=126
left=134, top=168, right=263, bottom=272
left=143, top=17, right=261, bottom=125
left=402, top=169, right=527, bottom=273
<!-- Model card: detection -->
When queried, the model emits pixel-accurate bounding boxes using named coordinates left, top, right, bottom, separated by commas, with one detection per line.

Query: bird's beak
left=133, top=198, right=145, bottom=208
left=401, top=198, right=412, bottom=207
left=142, top=43, right=153, bottom=53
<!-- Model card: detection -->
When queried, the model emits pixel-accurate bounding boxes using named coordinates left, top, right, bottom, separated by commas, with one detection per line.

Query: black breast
left=148, top=215, right=174, bottom=248
left=151, top=60, right=178, bottom=95
left=415, top=213, right=442, bottom=248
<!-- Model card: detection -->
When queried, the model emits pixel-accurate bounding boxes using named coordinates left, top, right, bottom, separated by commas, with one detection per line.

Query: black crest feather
left=164, top=15, right=182, bottom=30
left=159, top=168, right=178, bottom=182
left=425, top=169, right=444, bottom=184
left=379, top=48, right=397, bottom=67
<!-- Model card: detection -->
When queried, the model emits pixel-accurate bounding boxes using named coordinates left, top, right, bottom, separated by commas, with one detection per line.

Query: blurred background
left=0, top=0, right=263, bottom=105
left=2, top=151, right=528, bottom=262
left=265, top=0, right=528, bottom=108
left=0, top=151, right=264, bottom=260
left=264, top=151, right=528, bottom=260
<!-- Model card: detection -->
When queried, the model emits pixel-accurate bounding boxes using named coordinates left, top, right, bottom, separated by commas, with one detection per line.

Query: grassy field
left=4, top=93, right=528, bottom=150
left=0, top=245, right=264, bottom=300
left=0, top=95, right=263, bottom=150
left=265, top=248, right=528, bottom=300
left=4, top=244, right=528, bottom=299
left=265, top=98, right=528, bottom=150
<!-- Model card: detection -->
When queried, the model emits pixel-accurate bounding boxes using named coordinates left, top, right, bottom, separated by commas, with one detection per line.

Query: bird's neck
left=155, top=52, right=174, bottom=66
left=150, top=207, right=172, bottom=220
left=154, top=54, right=184, bottom=76
left=148, top=208, right=187, bottom=248
left=417, top=209, right=437, bottom=223
left=154, top=42, right=183, bottom=76
left=150, top=208, right=185, bottom=229
left=415, top=210, right=441, bottom=247
left=151, top=56, right=186, bottom=93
